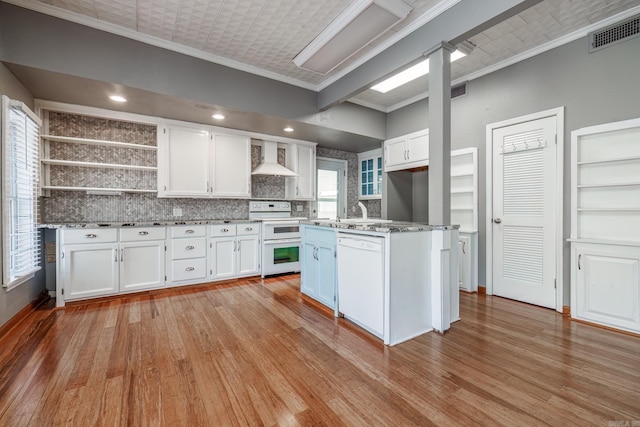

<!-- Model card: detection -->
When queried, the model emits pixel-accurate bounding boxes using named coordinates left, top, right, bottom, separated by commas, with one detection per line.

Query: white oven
left=249, top=201, right=305, bottom=277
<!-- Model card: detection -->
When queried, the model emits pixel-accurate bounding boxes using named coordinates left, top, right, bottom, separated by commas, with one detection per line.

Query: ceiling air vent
left=589, top=15, right=640, bottom=53
left=451, top=82, right=467, bottom=99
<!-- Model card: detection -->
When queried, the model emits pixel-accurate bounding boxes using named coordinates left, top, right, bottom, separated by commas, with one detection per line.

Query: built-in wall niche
left=40, top=110, right=158, bottom=195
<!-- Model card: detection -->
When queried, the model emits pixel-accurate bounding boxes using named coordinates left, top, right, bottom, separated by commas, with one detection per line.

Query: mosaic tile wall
left=316, top=147, right=381, bottom=218
left=40, top=112, right=376, bottom=223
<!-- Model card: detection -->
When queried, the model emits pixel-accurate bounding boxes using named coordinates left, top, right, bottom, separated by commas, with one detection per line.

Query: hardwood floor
left=0, top=275, right=638, bottom=426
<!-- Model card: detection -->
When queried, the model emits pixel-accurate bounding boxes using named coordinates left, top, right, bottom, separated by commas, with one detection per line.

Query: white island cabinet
left=301, top=220, right=459, bottom=346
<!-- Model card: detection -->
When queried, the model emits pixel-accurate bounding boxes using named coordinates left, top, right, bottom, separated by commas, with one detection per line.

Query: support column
left=427, top=42, right=455, bottom=226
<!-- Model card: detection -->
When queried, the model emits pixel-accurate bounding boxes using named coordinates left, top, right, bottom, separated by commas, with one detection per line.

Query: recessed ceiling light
left=109, top=95, right=127, bottom=103
left=284, top=127, right=294, bottom=132
left=212, top=114, right=225, bottom=120
left=371, top=49, right=467, bottom=93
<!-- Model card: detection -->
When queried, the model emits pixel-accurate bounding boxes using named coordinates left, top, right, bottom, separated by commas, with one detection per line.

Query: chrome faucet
left=357, top=201, right=368, bottom=220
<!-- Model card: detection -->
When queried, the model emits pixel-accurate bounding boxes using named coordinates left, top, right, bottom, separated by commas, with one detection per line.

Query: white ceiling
left=6, top=0, right=640, bottom=111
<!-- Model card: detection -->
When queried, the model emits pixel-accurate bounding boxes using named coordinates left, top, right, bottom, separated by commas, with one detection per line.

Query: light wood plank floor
left=0, top=274, right=638, bottom=426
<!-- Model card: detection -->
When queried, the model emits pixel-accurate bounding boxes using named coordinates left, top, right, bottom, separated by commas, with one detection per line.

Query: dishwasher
left=337, top=233, right=385, bottom=338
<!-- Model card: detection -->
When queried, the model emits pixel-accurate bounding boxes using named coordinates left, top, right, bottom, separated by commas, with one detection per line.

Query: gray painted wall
left=387, top=35, right=640, bottom=303
left=0, top=63, right=46, bottom=328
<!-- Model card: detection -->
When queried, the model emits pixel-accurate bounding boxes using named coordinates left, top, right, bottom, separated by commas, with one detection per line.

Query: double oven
left=249, top=201, right=304, bottom=277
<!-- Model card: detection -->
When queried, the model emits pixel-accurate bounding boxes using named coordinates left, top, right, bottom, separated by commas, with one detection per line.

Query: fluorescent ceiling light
left=371, top=49, right=467, bottom=93
left=293, top=0, right=412, bottom=75
left=212, top=113, right=225, bottom=120
left=109, top=95, right=127, bottom=102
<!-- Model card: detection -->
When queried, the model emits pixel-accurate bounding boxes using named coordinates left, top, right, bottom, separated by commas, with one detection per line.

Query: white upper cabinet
left=158, top=123, right=251, bottom=198
left=384, top=129, right=429, bottom=172
left=358, top=148, right=383, bottom=199
left=160, top=124, right=210, bottom=197
left=211, top=133, right=251, bottom=198
left=285, top=143, right=316, bottom=200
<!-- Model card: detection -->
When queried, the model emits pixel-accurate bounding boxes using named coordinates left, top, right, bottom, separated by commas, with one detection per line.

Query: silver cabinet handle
left=185, top=229, right=195, bottom=234
left=185, top=266, right=195, bottom=271
left=185, top=245, right=195, bottom=250
left=407, top=149, right=410, bottom=159
left=85, top=233, right=97, bottom=238
left=237, top=241, right=241, bottom=251
left=221, top=228, right=229, bottom=233
left=462, top=241, right=466, bottom=254
left=138, top=231, right=149, bottom=235
left=578, top=254, right=582, bottom=270
left=120, top=248, right=124, bottom=262
left=493, top=218, right=502, bottom=224
left=245, top=227, right=252, bottom=232
left=114, top=249, right=117, bottom=262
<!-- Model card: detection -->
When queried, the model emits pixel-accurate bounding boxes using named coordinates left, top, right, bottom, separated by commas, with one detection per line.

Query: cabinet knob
left=185, top=229, right=195, bottom=234
left=185, top=266, right=195, bottom=271
left=185, top=245, right=195, bottom=250
left=138, top=231, right=149, bottom=235
left=493, top=218, right=502, bottom=224
left=84, top=234, right=97, bottom=238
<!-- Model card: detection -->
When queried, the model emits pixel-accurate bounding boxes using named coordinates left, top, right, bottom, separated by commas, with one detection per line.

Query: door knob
left=493, top=218, right=502, bottom=224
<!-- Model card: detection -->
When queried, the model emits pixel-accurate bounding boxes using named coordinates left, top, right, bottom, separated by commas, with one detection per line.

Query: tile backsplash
left=41, top=111, right=377, bottom=223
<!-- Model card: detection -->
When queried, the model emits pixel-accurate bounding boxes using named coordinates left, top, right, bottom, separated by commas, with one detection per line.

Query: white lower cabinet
left=572, top=243, right=640, bottom=334
left=209, top=223, right=260, bottom=280
left=457, top=232, right=478, bottom=292
left=167, top=225, right=208, bottom=286
left=300, top=226, right=337, bottom=310
left=59, top=227, right=166, bottom=302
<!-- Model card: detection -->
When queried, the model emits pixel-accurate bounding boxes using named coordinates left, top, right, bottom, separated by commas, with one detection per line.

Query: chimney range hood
left=251, top=141, right=298, bottom=177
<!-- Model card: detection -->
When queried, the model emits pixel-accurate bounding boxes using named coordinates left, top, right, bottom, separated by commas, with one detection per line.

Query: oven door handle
left=263, top=238, right=301, bottom=245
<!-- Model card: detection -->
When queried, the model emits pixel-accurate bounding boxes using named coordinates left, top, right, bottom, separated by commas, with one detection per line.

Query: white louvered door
left=492, top=116, right=557, bottom=308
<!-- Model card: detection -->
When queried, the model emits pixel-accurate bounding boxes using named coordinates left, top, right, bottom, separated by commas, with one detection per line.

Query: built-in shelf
left=577, top=182, right=640, bottom=189
left=451, top=188, right=474, bottom=194
left=577, top=155, right=640, bottom=166
left=42, top=185, right=157, bottom=194
left=577, top=208, right=640, bottom=212
left=42, top=134, right=157, bottom=151
left=41, top=159, right=157, bottom=171
left=451, top=207, right=474, bottom=211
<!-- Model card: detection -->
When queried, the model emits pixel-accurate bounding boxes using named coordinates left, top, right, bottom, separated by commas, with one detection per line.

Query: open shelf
left=41, top=159, right=157, bottom=171
left=42, top=134, right=157, bottom=150
left=577, top=154, right=640, bottom=166
left=42, top=185, right=157, bottom=194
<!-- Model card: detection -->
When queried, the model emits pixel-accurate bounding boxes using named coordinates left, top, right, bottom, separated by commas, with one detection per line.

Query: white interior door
left=492, top=116, right=557, bottom=308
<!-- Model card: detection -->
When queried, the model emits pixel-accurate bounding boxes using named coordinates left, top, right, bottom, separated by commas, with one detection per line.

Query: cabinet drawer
left=236, top=223, right=259, bottom=236
left=62, top=228, right=118, bottom=244
left=120, top=227, right=166, bottom=242
left=169, top=258, right=207, bottom=282
left=171, top=237, right=206, bottom=259
left=210, top=224, right=237, bottom=237
left=171, top=225, right=206, bottom=238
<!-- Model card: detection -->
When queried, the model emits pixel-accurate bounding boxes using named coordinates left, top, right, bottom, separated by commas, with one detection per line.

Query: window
left=316, top=158, right=347, bottom=219
left=1, top=96, right=41, bottom=290
left=358, top=148, right=383, bottom=199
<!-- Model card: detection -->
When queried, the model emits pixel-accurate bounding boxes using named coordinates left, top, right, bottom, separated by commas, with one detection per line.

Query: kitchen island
left=300, top=220, right=459, bottom=346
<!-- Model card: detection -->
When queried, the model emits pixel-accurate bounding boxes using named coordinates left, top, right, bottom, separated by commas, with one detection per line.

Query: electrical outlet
left=352, top=206, right=356, bottom=213
left=296, top=204, right=303, bottom=212
left=173, top=208, right=183, bottom=217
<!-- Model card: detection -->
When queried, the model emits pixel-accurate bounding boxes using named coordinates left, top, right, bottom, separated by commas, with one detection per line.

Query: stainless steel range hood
left=252, top=141, right=298, bottom=177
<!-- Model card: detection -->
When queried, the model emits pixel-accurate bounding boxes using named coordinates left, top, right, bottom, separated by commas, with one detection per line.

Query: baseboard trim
left=478, top=286, right=487, bottom=295
left=562, top=306, right=570, bottom=316
left=0, top=290, right=51, bottom=341
left=570, top=318, right=640, bottom=338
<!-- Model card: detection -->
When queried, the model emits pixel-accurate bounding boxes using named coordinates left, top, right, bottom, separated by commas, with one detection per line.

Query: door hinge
left=554, top=279, right=557, bottom=289
left=164, top=245, right=167, bottom=251
left=555, top=134, right=557, bottom=144
left=164, top=275, right=167, bottom=281
left=163, top=128, right=166, bottom=134
left=61, top=288, right=64, bottom=295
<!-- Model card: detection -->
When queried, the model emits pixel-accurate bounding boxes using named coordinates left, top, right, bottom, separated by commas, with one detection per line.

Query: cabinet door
left=160, top=125, right=210, bottom=197
left=384, top=137, right=407, bottom=171
left=61, top=243, right=118, bottom=300
left=120, top=241, right=165, bottom=292
left=574, top=244, right=640, bottom=333
left=211, top=133, right=251, bottom=198
left=316, top=243, right=336, bottom=309
left=286, top=144, right=316, bottom=200
left=210, top=237, right=236, bottom=280
left=237, top=235, right=260, bottom=276
left=406, top=129, right=429, bottom=163
left=458, top=235, right=470, bottom=291
left=300, top=241, right=318, bottom=296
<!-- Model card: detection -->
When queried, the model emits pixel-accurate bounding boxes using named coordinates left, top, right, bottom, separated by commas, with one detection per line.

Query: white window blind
left=2, top=96, right=41, bottom=290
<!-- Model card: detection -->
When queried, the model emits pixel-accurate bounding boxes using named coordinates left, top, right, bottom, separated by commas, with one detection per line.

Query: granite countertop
left=301, top=219, right=459, bottom=233
left=39, top=219, right=260, bottom=229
